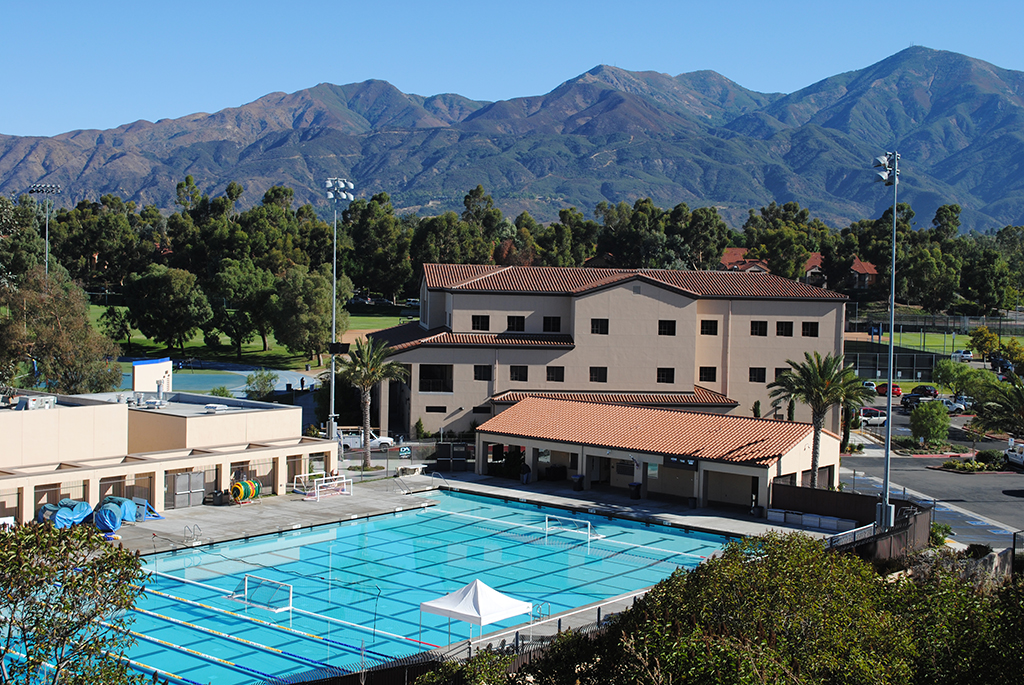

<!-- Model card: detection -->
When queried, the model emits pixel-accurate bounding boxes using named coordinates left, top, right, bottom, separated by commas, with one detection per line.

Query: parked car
left=951, top=350, right=973, bottom=362
left=901, top=394, right=930, bottom=412
left=937, top=398, right=967, bottom=415
left=955, top=395, right=975, bottom=410
left=858, top=407, right=887, bottom=426
left=862, top=381, right=877, bottom=392
left=911, top=385, right=938, bottom=398
left=877, top=383, right=902, bottom=397
left=339, top=430, right=394, bottom=451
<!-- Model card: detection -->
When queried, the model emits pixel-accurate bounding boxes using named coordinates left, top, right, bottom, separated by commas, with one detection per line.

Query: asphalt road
left=842, top=451, right=1024, bottom=535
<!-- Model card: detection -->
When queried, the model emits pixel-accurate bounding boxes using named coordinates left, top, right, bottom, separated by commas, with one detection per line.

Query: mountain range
left=2, top=46, right=1023, bottom=232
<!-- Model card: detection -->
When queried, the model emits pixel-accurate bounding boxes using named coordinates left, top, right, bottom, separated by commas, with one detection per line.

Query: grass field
left=89, top=305, right=404, bottom=371
left=853, top=330, right=1024, bottom=356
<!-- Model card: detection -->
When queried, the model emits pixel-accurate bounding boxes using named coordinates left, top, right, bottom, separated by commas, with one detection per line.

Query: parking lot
left=845, top=381, right=1023, bottom=546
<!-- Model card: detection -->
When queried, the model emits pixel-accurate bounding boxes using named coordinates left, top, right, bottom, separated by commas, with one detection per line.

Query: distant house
left=720, top=247, right=770, bottom=273
left=720, top=250, right=877, bottom=290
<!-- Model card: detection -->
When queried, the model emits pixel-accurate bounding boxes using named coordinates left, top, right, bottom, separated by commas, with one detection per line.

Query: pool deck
left=117, top=470, right=823, bottom=557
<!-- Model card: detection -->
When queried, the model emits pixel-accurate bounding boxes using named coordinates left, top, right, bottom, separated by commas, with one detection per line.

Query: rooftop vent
left=204, top=403, right=229, bottom=414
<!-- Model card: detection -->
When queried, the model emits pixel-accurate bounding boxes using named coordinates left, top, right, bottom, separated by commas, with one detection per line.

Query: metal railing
left=824, top=523, right=876, bottom=550
left=183, top=524, right=202, bottom=545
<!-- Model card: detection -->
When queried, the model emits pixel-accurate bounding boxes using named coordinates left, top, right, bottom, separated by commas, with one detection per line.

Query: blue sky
left=3, top=0, right=1022, bottom=137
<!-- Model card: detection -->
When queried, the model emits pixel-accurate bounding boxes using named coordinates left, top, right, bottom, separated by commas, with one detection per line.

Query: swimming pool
left=132, top=491, right=730, bottom=684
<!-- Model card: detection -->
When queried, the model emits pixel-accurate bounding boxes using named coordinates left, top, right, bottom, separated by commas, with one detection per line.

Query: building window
left=510, top=365, right=528, bottom=382
left=425, top=406, right=447, bottom=413
left=473, top=365, right=492, bottom=381
left=776, top=321, right=793, bottom=337
left=507, top=315, right=525, bottom=332
left=419, top=364, right=453, bottom=393
left=699, top=366, right=717, bottom=383
left=591, top=318, right=609, bottom=335
left=657, top=368, right=675, bottom=384
left=472, top=405, right=492, bottom=415
left=546, top=366, right=564, bottom=382
left=775, top=367, right=789, bottom=380
left=699, top=320, right=717, bottom=335
left=471, top=315, right=489, bottom=331
left=802, top=321, right=819, bottom=337
left=543, top=316, right=561, bottom=332
left=749, top=367, right=767, bottom=383
left=659, top=320, right=677, bottom=336
left=590, top=367, right=608, bottom=383
left=751, top=321, right=768, bottom=336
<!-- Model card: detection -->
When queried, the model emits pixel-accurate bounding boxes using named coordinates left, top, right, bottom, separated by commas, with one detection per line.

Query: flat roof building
left=0, top=389, right=337, bottom=524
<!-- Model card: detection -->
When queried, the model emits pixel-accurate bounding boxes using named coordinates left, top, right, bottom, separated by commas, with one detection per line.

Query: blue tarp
left=101, top=496, right=137, bottom=523
left=93, top=502, right=123, bottom=532
left=36, top=499, right=93, bottom=528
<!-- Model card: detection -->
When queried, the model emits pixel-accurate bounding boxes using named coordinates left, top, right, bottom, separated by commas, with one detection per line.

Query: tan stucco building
left=0, top=390, right=337, bottom=524
left=372, top=264, right=846, bottom=438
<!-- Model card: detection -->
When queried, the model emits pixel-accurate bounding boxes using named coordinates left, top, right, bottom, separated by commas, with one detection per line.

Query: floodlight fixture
left=28, top=183, right=62, bottom=276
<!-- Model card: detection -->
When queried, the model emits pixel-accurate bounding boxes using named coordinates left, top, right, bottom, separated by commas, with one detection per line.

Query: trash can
left=305, top=364, right=311, bottom=371
left=688, top=496, right=698, bottom=509
left=571, top=475, right=585, bottom=491
left=628, top=482, right=642, bottom=500
left=211, top=490, right=223, bottom=506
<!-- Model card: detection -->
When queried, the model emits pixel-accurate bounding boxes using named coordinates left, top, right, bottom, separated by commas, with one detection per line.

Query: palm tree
left=768, top=352, right=875, bottom=488
left=336, top=337, right=408, bottom=469
left=972, top=372, right=1024, bottom=439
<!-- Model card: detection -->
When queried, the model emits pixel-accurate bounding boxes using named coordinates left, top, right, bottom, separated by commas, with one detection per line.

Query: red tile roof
left=477, top=397, right=814, bottom=465
left=490, top=386, right=738, bottom=407
left=422, top=264, right=844, bottom=301
left=851, top=255, right=877, bottom=275
left=370, top=321, right=574, bottom=353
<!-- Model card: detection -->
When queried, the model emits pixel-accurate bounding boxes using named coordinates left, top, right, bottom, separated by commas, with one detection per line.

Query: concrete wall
left=132, top=359, right=173, bottom=392
left=127, top=405, right=302, bottom=453
left=0, top=401, right=128, bottom=470
left=0, top=437, right=338, bottom=523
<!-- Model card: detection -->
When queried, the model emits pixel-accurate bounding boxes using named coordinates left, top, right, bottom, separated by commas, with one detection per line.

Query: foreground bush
left=427, top=534, right=1024, bottom=685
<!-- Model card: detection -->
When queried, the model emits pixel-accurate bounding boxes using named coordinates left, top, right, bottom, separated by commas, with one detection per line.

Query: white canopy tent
left=419, top=579, right=533, bottom=643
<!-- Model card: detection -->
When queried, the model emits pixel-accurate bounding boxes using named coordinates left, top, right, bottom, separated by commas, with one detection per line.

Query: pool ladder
left=430, top=471, right=450, bottom=489
left=183, top=524, right=202, bottom=545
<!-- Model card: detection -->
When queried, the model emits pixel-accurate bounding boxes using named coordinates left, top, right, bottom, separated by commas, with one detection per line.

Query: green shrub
left=975, top=449, right=1005, bottom=465
left=910, top=400, right=950, bottom=446
left=414, top=418, right=427, bottom=440
left=930, top=522, right=953, bottom=546
left=208, top=385, right=232, bottom=398
left=965, top=543, right=993, bottom=560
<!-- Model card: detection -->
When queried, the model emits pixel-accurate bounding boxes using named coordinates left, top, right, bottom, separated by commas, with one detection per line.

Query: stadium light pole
left=325, top=178, right=355, bottom=448
left=28, top=183, right=62, bottom=276
left=873, top=151, right=899, bottom=531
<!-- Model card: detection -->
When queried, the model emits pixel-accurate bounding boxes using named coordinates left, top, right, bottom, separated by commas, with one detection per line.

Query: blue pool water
left=119, top=370, right=247, bottom=393
left=133, top=492, right=731, bottom=684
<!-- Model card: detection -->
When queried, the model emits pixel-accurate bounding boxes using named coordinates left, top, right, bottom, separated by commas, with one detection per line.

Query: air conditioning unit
left=204, top=403, right=229, bottom=414
left=16, top=396, right=57, bottom=411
